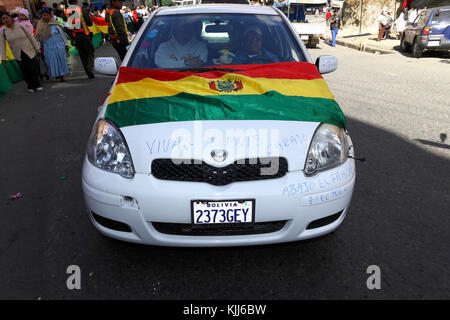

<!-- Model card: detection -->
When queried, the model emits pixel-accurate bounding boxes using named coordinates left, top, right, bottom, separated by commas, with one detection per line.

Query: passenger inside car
left=154, top=19, right=208, bottom=68
left=232, top=26, right=279, bottom=64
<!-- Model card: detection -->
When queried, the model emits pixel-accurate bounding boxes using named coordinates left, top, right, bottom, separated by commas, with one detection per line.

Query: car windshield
left=129, top=13, right=306, bottom=70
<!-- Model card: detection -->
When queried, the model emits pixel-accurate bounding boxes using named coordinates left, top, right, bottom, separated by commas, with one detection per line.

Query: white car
left=83, top=4, right=356, bottom=247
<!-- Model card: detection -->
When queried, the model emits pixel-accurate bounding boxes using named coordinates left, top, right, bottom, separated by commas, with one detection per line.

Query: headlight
left=87, top=119, right=135, bottom=179
left=304, top=123, right=349, bottom=176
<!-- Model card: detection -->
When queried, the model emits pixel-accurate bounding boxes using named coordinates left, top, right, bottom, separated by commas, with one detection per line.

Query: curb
left=334, top=39, right=394, bottom=55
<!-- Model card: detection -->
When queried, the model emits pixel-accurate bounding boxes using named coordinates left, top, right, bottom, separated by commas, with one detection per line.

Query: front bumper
left=82, top=157, right=355, bottom=247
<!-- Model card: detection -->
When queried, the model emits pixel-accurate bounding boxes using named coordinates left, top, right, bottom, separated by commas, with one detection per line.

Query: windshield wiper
left=179, top=67, right=244, bottom=73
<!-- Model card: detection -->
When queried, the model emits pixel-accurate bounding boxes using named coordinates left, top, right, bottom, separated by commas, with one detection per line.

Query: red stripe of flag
left=91, top=16, right=107, bottom=26
left=115, top=62, right=323, bottom=85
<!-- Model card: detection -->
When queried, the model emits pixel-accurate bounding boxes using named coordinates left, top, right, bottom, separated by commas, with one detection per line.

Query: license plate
left=301, top=35, right=309, bottom=40
left=191, top=200, right=254, bottom=225
left=428, top=40, right=440, bottom=47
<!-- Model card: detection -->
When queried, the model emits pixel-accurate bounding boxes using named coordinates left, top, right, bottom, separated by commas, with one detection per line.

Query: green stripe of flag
left=105, top=91, right=347, bottom=129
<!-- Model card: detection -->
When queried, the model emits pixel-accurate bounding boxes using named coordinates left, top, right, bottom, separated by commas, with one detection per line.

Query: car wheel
left=306, top=38, right=317, bottom=48
left=400, top=36, right=411, bottom=52
left=412, top=38, right=423, bottom=58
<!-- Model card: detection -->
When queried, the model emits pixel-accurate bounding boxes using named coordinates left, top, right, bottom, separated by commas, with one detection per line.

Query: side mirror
left=315, top=55, right=337, bottom=74
left=94, top=57, right=119, bottom=76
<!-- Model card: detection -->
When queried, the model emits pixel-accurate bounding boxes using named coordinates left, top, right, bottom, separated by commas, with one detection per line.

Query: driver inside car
left=154, top=20, right=208, bottom=69
left=233, top=26, right=279, bottom=65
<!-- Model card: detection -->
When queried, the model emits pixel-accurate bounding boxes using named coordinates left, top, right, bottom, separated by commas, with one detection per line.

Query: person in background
left=31, top=16, right=40, bottom=34
left=133, top=6, right=143, bottom=31
left=329, top=9, right=342, bottom=47
left=408, top=8, right=418, bottom=24
left=105, top=0, right=129, bottom=61
left=100, top=4, right=107, bottom=17
left=395, top=8, right=408, bottom=40
left=138, top=5, right=148, bottom=20
left=35, top=7, right=69, bottom=81
left=377, top=10, right=387, bottom=41
left=131, top=6, right=138, bottom=31
left=14, top=8, right=34, bottom=34
left=0, top=3, right=7, bottom=22
left=383, top=9, right=394, bottom=39
left=122, top=7, right=134, bottom=34
left=36, top=1, right=48, bottom=19
left=0, top=12, right=42, bottom=92
left=64, top=0, right=95, bottom=78
left=100, top=4, right=109, bottom=43
left=325, top=8, right=331, bottom=26
left=55, top=8, right=65, bottom=26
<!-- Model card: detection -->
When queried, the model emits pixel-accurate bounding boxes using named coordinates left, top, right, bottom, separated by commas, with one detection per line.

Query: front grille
left=152, top=221, right=288, bottom=236
left=151, top=157, right=288, bottom=186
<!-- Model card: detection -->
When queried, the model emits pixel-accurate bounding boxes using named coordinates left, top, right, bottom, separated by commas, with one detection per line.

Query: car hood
left=98, top=63, right=346, bottom=174
left=120, top=120, right=319, bottom=173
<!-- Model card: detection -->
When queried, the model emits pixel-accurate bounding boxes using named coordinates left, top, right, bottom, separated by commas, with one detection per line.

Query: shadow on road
left=393, top=45, right=450, bottom=59
left=414, top=138, right=450, bottom=150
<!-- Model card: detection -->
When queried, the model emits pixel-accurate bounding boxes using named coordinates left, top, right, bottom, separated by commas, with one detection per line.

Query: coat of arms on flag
left=209, top=79, right=243, bottom=92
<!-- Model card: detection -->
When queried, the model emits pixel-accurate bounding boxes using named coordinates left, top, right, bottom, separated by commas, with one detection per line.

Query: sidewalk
left=323, top=26, right=401, bottom=54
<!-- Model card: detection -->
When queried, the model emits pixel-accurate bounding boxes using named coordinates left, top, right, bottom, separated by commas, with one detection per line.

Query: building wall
left=1, top=0, right=25, bottom=12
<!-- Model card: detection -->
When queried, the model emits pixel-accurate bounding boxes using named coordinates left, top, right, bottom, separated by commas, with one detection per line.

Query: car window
left=304, top=4, right=326, bottom=24
left=415, top=12, right=430, bottom=26
left=432, top=9, right=450, bottom=24
left=413, top=14, right=423, bottom=25
left=422, top=12, right=431, bottom=25
left=129, top=13, right=306, bottom=70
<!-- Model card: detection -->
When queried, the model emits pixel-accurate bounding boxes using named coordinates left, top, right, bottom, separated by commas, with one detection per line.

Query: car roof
left=432, top=6, right=450, bottom=10
left=156, top=4, right=279, bottom=16
left=426, top=6, right=450, bottom=12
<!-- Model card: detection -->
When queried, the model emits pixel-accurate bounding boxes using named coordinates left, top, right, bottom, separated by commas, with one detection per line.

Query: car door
left=406, top=13, right=423, bottom=43
left=412, top=12, right=431, bottom=41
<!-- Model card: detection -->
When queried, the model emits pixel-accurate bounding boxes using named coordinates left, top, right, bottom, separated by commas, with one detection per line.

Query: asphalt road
left=0, top=41, right=449, bottom=300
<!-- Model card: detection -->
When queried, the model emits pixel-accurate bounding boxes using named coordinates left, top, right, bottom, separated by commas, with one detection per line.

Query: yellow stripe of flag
left=109, top=73, right=335, bottom=104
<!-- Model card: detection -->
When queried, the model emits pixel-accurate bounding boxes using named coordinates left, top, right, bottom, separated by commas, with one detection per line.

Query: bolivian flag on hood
left=105, top=62, right=347, bottom=129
